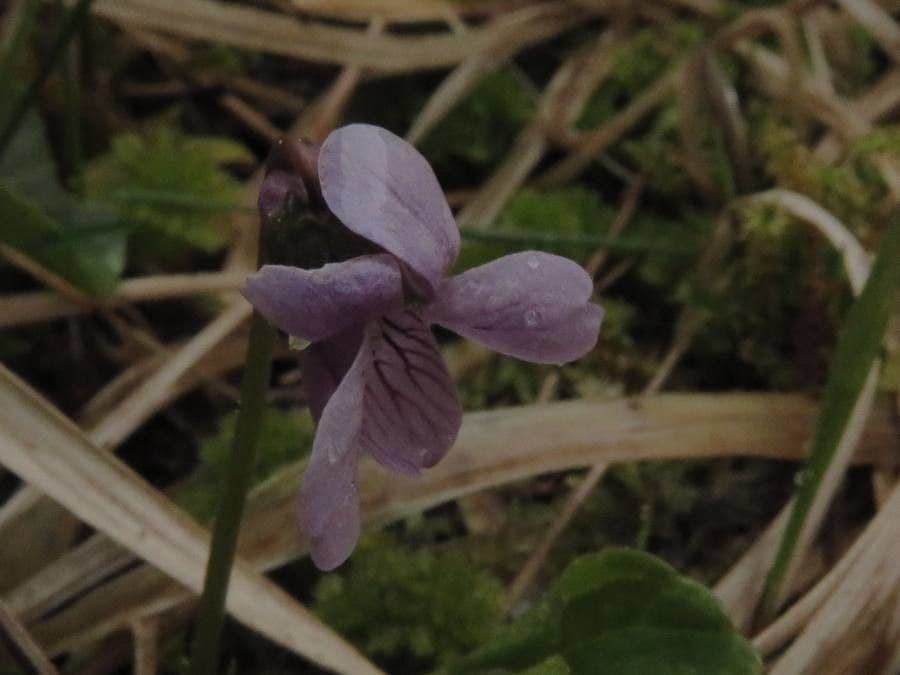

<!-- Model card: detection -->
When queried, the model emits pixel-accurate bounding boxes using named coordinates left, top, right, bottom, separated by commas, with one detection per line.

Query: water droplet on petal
left=527, top=255, right=541, bottom=270
left=524, top=308, right=540, bottom=327
left=289, top=335, right=311, bottom=351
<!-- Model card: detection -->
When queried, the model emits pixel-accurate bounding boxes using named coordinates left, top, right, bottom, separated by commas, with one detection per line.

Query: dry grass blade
left=0, top=299, right=252, bottom=580
left=756, top=192, right=900, bottom=622
left=89, top=0, right=581, bottom=74
left=0, top=598, right=59, bottom=675
left=130, top=617, right=159, bottom=675
left=714, top=506, right=791, bottom=630
left=406, top=54, right=502, bottom=146
left=0, top=243, right=93, bottom=308
left=535, top=64, right=681, bottom=187
left=504, top=178, right=645, bottom=608
left=0, top=271, right=248, bottom=329
left=404, top=9, right=581, bottom=145
left=678, top=55, right=722, bottom=201
left=770, top=362, right=882, bottom=612
left=19, top=394, right=900, bottom=659
left=4, top=535, right=133, bottom=625
left=738, top=43, right=900, bottom=199
left=815, top=65, right=900, bottom=161
left=752, top=481, right=893, bottom=657
left=457, top=31, right=617, bottom=226
left=700, top=52, right=753, bottom=192
left=91, top=300, right=250, bottom=450
left=504, top=462, right=609, bottom=610
left=0, top=486, right=82, bottom=593
left=834, top=0, right=900, bottom=61
left=803, top=12, right=833, bottom=94
left=714, top=188, right=881, bottom=625
left=286, top=0, right=485, bottom=23
left=0, top=364, right=383, bottom=675
left=745, top=189, right=871, bottom=294
left=295, top=17, right=386, bottom=145
left=769, top=482, right=900, bottom=674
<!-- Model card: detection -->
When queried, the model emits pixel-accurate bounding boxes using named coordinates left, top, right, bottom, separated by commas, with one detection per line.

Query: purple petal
left=318, top=124, right=460, bottom=295
left=242, top=254, right=403, bottom=344
left=358, top=310, right=462, bottom=473
left=299, top=334, right=370, bottom=570
left=425, top=251, right=604, bottom=364
left=303, top=327, right=364, bottom=422
left=298, top=312, right=462, bottom=569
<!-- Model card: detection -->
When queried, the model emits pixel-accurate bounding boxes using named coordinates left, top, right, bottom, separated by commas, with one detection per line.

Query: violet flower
left=242, top=124, right=603, bottom=570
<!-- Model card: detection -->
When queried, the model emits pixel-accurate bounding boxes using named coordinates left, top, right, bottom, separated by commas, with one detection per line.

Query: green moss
left=176, top=408, right=313, bottom=522
left=456, top=187, right=615, bottom=271
left=84, top=122, right=252, bottom=264
left=882, top=348, right=900, bottom=392
left=578, top=23, right=703, bottom=131
left=421, top=69, right=536, bottom=177
left=755, top=113, right=884, bottom=236
left=853, top=125, right=900, bottom=158
left=695, top=201, right=847, bottom=388
left=313, top=535, right=505, bottom=671
left=620, top=106, right=693, bottom=197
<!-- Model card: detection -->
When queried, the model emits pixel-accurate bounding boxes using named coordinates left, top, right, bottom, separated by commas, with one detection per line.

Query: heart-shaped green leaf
left=450, top=549, right=761, bottom=675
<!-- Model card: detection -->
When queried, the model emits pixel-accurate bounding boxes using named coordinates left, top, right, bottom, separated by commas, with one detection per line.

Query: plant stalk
left=189, top=291, right=275, bottom=674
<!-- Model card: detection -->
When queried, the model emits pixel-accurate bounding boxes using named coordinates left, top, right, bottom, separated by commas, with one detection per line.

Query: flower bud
left=258, top=170, right=307, bottom=229
left=266, top=136, right=322, bottom=203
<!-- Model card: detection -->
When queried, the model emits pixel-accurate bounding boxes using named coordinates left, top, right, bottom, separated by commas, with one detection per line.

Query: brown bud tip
left=266, top=136, right=322, bottom=201
left=258, top=170, right=307, bottom=227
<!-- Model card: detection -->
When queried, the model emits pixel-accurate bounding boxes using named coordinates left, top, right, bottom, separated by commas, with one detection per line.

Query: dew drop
left=289, top=335, right=311, bottom=351
left=524, top=308, right=540, bottom=327
left=527, top=254, right=541, bottom=270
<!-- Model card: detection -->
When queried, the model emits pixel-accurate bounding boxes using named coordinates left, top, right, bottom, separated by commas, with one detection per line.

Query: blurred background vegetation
left=0, top=0, right=898, bottom=673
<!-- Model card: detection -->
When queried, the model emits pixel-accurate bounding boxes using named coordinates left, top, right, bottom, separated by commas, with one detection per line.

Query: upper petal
left=242, top=254, right=403, bottom=344
left=299, top=333, right=370, bottom=570
left=425, top=251, right=604, bottom=364
left=318, top=124, right=460, bottom=295
left=359, top=310, right=462, bottom=474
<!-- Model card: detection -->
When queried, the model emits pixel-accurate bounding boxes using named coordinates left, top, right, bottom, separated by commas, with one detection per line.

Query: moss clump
left=176, top=408, right=313, bottom=522
left=756, top=114, right=884, bottom=237
left=84, top=122, right=252, bottom=263
left=577, top=23, right=704, bottom=131
left=313, top=535, right=505, bottom=672
left=422, top=69, right=535, bottom=171
left=456, top=187, right=615, bottom=271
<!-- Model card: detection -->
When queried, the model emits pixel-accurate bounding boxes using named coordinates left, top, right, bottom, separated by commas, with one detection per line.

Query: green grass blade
left=0, top=0, right=93, bottom=160
left=760, top=213, right=900, bottom=620
left=460, top=227, right=694, bottom=254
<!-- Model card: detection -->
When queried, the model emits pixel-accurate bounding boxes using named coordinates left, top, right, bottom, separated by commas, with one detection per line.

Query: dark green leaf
left=0, top=76, right=125, bottom=294
left=453, top=549, right=761, bottom=675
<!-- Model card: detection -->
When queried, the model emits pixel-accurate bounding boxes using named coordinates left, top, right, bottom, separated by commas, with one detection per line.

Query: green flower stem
left=760, top=213, right=900, bottom=622
left=0, top=0, right=93, bottom=160
left=190, top=294, right=275, bottom=675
